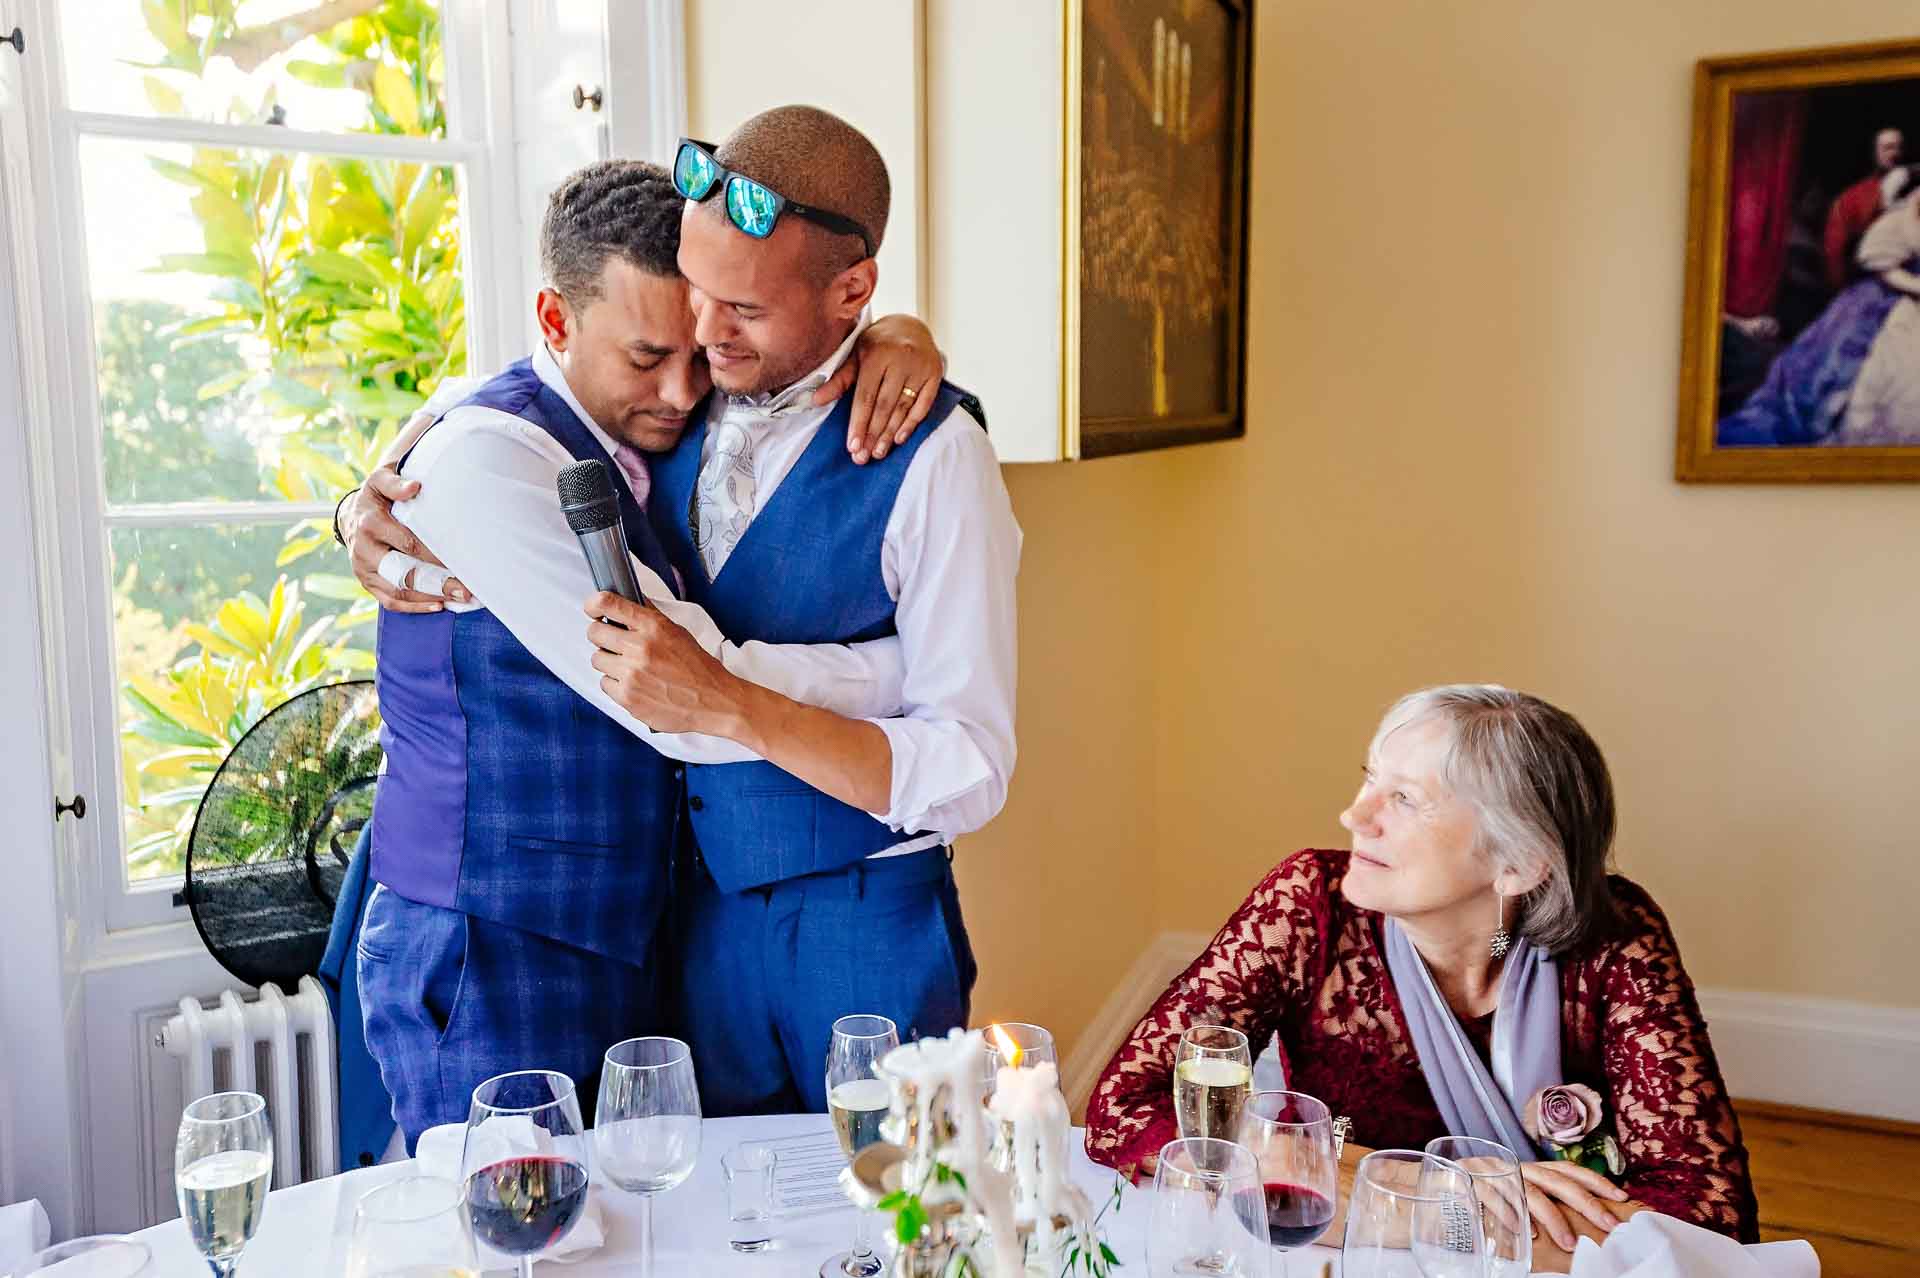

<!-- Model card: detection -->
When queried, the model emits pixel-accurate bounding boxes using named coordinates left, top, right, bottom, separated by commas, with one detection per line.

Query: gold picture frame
left=1064, top=0, right=1253, bottom=460
left=1677, top=38, right=1920, bottom=481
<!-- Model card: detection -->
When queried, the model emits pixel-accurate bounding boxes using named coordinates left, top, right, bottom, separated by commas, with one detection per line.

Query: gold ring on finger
left=900, top=385, right=918, bottom=401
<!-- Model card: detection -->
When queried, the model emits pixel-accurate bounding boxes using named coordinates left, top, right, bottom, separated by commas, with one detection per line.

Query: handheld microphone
left=558, top=459, right=647, bottom=609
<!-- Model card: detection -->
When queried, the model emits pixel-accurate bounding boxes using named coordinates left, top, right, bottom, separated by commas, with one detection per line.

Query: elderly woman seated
left=1084, top=685, right=1757, bottom=1252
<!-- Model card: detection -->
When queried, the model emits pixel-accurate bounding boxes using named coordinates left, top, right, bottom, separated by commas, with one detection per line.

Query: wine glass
left=821, top=1013, right=899, bottom=1278
left=344, top=1176, right=479, bottom=1278
left=18, top=1237, right=155, bottom=1276
left=174, top=1091, right=273, bottom=1277
left=1239, top=1091, right=1338, bottom=1275
left=983, top=1022, right=1057, bottom=1087
left=1425, top=1136, right=1532, bottom=1278
left=460, top=1070, right=591, bottom=1278
left=1340, top=1149, right=1486, bottom=1278
left=1146, top=1137, right=1270, bottom=1277
left=1174, top=1025, right=1252, bottom=1141
left=594, top=1037, right=702, bottom=1278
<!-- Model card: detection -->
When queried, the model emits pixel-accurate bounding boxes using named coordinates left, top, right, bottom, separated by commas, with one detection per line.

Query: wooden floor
left=1741, top=1100, right=1920, bottom=1276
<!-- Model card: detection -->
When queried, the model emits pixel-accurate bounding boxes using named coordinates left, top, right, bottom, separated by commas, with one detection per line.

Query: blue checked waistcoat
left=646, top=380, right=982, bottom=893
left=368, top=360, right=681, bottom=957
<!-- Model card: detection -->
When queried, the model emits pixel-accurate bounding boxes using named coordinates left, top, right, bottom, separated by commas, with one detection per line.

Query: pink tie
left=611, top=443, right=651, bottom=507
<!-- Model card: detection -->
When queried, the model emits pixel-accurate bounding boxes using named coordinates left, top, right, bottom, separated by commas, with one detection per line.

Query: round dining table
left=131, top=1113, right=1348, bottom=1276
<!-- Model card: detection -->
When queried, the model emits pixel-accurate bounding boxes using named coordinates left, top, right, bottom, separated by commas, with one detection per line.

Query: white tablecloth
left=132, top=1115, right=1345, bottom=1276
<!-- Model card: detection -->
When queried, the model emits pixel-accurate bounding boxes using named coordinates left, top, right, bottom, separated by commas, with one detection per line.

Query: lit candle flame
left=989, top=1022, right=1024, bottom=1068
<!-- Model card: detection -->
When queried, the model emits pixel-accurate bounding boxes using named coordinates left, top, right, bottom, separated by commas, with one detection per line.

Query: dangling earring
left=1490, top=893, right=1512, bottom=960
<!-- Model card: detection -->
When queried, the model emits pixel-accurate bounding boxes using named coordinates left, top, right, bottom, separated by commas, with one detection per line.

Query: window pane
left=82, top=137, right=467, bottom=506
left=61, top=1, right=448, bottom=138
left=113, top=524, right=375, bottom=882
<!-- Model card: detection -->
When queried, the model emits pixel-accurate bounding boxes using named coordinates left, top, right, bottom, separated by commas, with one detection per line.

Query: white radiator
left=157, top=976, right=339, bottom=1188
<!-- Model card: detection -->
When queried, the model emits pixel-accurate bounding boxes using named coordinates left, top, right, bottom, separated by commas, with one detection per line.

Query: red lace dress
left=1084, top=849, right=1759, bottom=1241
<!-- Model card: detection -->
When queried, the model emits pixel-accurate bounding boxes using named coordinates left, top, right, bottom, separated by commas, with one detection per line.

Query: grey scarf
left=1382, top=918, right=1559, bottom=1160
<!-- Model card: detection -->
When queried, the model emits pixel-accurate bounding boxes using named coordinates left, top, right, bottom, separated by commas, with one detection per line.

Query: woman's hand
left=1520, top=1159, right=1630, bottom=1252
left=816, top=314, right=945, bottom=463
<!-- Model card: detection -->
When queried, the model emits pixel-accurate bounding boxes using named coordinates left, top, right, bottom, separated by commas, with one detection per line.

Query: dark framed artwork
left=1066, top=0, right=1252, bottom=459
left=1678, top=39, right=1920, bottom=481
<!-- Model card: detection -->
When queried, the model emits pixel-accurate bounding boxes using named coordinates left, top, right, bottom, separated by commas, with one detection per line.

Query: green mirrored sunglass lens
left=726, top=178, right=778, bottom=237
left=676, top=147, right=715, bottom=198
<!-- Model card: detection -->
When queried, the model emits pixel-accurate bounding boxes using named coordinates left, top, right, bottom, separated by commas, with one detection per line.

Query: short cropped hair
left=1371, top=684, right=1618, bottom=953
left=540, top=160, right=682, bottom=304
left=710, top=105, right=890, bottom=273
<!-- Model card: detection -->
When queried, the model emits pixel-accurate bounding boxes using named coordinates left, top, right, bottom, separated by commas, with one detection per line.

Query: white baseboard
left=1695, top=987, right=1920, bottom=1124
left=1061, top=929, right=1920, bottom=1125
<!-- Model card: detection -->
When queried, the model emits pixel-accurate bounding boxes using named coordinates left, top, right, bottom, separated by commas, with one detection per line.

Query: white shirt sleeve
left=392, top=406, right=908, bottom=765
left=868, top=408, right=1023, bottom=836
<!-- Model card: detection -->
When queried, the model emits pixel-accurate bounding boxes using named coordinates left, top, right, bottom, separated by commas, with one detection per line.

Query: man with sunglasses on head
left=582, top=106, right=1021, bottom=1116
left=333, top=158, right=951, bottom=1149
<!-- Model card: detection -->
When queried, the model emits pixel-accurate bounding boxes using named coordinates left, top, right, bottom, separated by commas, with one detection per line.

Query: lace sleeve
left=1083, top=851, right=1334, bottom=1176
left=1595, top=884, right=1759, bottom=1242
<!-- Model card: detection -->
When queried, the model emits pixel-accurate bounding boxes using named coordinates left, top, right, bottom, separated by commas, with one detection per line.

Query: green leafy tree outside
left=116, top=0, right=461, bottom=876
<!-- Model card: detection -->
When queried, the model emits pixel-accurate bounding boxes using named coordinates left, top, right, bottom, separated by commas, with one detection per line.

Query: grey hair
left=1371, top=684, right=1618, bottom=954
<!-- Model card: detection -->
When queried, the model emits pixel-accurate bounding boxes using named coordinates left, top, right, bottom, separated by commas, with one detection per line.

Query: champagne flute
left=594, top=1037, right=702, bottom=1278
left=460, top=1070, right=591, bottom=1278
left=344, top=1176, right=479, bottom=1278
left=822, top=1013, right=899, bottom=1278
left=1174, top=1025, right=1252, bottom=1141
left=1146, top=1136, right=1270, bottom=1277
left=1425, top=1136, right=1531, bottom=1278
left=174, top=1091, right=273, bottom=1277
left=1239, top=1091, right=1338, bottom=1275
left=1340, top=1149, right=1485, bottom=1278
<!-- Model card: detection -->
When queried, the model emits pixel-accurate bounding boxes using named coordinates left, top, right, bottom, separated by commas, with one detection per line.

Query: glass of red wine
left=461, top=1069, right=592, bottom=1278
left=1239, top=1090, right=1338, bottom=1274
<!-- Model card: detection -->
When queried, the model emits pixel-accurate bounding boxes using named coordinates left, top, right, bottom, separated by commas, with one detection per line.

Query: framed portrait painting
left=1067, top=0, right=1252, bottom=458
left=1678, top=39, right=1920, bottom=481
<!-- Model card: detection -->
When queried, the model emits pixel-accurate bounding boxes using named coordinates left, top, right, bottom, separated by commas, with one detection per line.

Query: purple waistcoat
left=369, top=361, right=681, bottom=957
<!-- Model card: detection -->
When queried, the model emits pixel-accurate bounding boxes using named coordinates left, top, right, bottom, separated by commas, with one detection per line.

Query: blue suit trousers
left=675, top=846, right=977, bottom=1116
left=356, top=885, right=660, bottom=1149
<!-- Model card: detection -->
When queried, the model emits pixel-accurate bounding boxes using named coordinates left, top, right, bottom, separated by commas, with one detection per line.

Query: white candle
left=1152, top=18, right=1165, bottom=129
left=987, top=1060, right=1089, bottom=1266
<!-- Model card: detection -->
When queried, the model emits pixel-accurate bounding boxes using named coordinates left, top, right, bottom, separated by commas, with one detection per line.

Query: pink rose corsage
left=1522, top=1084, right=1626, bottom=1177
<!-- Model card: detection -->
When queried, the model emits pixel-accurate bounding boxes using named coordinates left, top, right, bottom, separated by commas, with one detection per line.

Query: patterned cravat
left=694, top=418, right=757, bottom=579
left=610, top=443, right=651, bottom=508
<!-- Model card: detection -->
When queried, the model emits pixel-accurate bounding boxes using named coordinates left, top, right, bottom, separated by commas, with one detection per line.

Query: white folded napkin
left=0, top=1200, right=51, bottom=1274
left=1568, top=1212, right=1819, bottom=1278
left=415, top=1122, right=606, bottom=1268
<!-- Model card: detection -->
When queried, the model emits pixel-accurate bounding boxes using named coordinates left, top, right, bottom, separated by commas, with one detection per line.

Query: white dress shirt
left=697, top=315, right=1023, bottom=847
left=387, top=345, right=906, bottom=766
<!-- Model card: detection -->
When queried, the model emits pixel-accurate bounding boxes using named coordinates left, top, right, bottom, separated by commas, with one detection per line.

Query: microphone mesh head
left=556, top=459, right=622, bottom=534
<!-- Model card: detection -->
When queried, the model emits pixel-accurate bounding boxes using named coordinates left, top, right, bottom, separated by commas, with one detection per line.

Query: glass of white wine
left=174, top=1091, right=273, bottom=1277
left=821, top=1013, right=899, bottom=1278
left=1174, top=1025, right=1253, bottom=1141
left=344, top=1176, right=478, bottom=1278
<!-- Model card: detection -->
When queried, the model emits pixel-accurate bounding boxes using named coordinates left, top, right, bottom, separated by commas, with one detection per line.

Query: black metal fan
left=178, top=680, right=383, bottom=989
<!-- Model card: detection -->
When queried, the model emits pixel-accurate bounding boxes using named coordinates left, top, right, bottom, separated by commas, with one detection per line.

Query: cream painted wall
left=1152, top=0, right=1920, bottom=1009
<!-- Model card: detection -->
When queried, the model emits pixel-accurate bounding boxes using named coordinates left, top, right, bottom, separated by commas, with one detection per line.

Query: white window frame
left=20, top=0, right=526, bottom=944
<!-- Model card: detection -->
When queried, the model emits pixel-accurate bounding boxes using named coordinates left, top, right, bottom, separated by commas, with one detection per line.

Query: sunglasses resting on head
left=673, top=138, right=877, bottom=260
